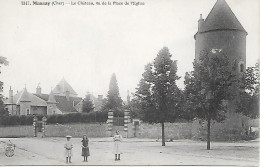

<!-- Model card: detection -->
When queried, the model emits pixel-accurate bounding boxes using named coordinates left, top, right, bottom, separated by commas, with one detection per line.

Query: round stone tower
left=194, top=0, right=247, bottom=75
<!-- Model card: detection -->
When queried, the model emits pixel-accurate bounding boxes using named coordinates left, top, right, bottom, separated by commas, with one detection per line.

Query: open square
left=0, top=137, right=258, bottom=166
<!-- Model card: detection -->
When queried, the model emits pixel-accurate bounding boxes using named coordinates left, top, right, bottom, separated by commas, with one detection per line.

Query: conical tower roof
left=200, top=0, right=247, bottom=34
left=47, top=91, right=57, bottom=103
left=52, top=78, right=77, bottom=96
left=18, top=88, right=31, bottom=102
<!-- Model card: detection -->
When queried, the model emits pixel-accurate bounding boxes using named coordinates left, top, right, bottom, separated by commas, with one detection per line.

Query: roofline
left=194, top=28, right=248, bottom=39
left=47, top=101, right=58, bottom=104
left=203, top=0, right=246, bottom=32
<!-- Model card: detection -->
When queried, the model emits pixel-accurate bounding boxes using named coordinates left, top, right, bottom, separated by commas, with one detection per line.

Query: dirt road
left=0, top=137, right=258, bottom=166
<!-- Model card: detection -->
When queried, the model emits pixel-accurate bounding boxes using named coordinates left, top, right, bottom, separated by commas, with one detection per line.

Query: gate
left=36, top=122, right=43, bottom=132
left=113, top=116, right=124, bottom=126
left=33, top=116, right=47, bottom=137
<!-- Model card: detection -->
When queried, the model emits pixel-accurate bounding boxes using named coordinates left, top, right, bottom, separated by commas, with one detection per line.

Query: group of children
left=64, top=130, right=122, bottom=163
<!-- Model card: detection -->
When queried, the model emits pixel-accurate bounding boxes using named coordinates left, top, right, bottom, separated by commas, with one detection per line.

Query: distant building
left=4, top=78, right=83, bottom=115
left=80, top=93, right=104, bottom=112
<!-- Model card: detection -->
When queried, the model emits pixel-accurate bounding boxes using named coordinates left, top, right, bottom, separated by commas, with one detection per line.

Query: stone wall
left=45, top=123, right=108, bottom=137
left=135, top=122, right=193, bottom=139
left=0, top=125, right=34, bottom=137
left=0, top=123, right=108, bottom=138
left=0, top=115, right=258, bottom=140
left=191, top=112, right=259, bottom=141
left=132, top=113, right=259, bottom=141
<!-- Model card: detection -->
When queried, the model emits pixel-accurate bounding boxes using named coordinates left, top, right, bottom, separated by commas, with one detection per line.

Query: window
left=240, top=63, right=244, bottom=72
left=26, top=109, right=30, bottom=115
left=53, top=110, right=56, bottom=115
left=238, top=61, right=245, bottom=73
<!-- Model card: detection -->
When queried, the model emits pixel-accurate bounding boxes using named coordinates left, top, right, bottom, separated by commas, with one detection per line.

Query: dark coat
left=81, top=139, right=90, bottom=156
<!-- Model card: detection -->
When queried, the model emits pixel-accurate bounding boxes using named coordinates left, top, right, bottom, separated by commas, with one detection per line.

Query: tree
left=103, top=73, right=123, bottom=111
left=135, top=47, right=181, bottom=146
left=82, top=94, right=94, bottom=113
left=127, top=98, right=142, bottom=119
left=184, top=50, right=235, bottom=150
left=0, top=56, right=9, bottom=118
left=235, top=61, right=259, bottom=118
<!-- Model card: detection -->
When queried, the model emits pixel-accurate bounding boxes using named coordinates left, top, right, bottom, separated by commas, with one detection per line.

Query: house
left=4, top=78, right=83, bottom=115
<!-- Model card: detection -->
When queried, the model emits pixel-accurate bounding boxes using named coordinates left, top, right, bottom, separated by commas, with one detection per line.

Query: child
left=113, top=130, right=122, bottom=161
left=64, top=135, right=73, bottom=163
left=81, top=135, right=90, bottom=162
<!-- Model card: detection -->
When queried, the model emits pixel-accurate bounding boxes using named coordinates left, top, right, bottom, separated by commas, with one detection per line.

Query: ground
left=0, top=137, right=259, bottom=166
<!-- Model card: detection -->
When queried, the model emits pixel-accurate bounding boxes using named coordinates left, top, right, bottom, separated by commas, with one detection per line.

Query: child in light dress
left=113, top=130, right=122, bottom=161
left=64, top=135, right=73, bottom=163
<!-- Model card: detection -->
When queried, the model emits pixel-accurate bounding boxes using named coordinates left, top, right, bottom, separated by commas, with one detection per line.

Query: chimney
left=36, top=84, right=41, bottom=94
left=65, top=90, right=70, bottom=100
left=9, top=86, right=13, bottom=104
left=198, top=14, right=204, bottom=32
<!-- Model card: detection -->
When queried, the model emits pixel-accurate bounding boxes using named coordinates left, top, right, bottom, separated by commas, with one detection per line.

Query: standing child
left=113, top=130, right=122, bottom=161
left=64, top=135, right=73, bottom=163
left=81, top=135, right=90, bottom=162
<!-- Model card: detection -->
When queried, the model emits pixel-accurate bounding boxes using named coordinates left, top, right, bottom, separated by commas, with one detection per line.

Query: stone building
left=4, top=78, right=83, bottom=115
left=193, top=0, right=255, bottom=138
left=195, top=0, right=247, bottom=75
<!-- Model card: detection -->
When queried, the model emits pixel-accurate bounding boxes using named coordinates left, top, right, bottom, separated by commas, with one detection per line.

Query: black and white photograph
left=0, top=0, right=259, bottom=166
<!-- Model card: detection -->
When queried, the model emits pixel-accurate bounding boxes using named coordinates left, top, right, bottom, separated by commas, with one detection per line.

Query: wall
left=0, top=125, right=34, bottom=137
left=0, top=123, right=108, bottom=138
left=0, top=116, right=258, bottom=140
left=6, top=105, right=18, bottom=115
left=192, top=112, right=259, bottom=141
left=19, top=102, right=30, bottom=115
left=195, top=30, right=246, bottom=66
left=74, top=101, right=83, bottom=113
left=135, top=122, right=193, bottom=139
left=45, top=123, right=108, bottom=137
left=132, top=113, right=259, bottom=141
left=31, top=106, right=47, bottom=115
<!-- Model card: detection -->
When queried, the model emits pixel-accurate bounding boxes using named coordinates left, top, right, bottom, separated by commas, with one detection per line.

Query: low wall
left=136, top=122, right=193, bottom=139
left=0, top=123, right=108, bottom=138
left=0, top=125, right=34, bottom=138
left=0, top=114, right=258, bottom=140
left=133, top=112, right=259, bottom=141
left=45, top=123, right=108, bottom=137
left=192, top=112, right=259, bottom=141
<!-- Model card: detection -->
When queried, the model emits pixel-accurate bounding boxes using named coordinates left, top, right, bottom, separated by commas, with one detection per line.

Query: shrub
left=0, top=111, right=108, bottom=126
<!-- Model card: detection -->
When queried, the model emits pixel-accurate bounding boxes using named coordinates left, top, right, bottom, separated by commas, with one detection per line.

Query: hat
left=66, top=135, right=72, bottom=138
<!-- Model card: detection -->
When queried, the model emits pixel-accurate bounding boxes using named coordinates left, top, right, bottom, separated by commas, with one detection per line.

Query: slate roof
left=199, top=0, right=247, bottom=34
left=34, top=93, right=82, bottom=113
left=52, top=78, right=78, bottom=96
left=55, top=95, right=81, bottom=113
left=5, top=88, right=47, bottom=106
left=18, top=88, right=31, bottom=102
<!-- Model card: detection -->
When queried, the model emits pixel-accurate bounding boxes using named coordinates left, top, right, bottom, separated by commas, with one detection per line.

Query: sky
left=0, top=0, right=259, bottom=101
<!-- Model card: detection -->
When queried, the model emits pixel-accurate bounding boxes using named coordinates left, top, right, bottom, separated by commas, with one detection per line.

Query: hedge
left=0, top=111, right=108, bottom=126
